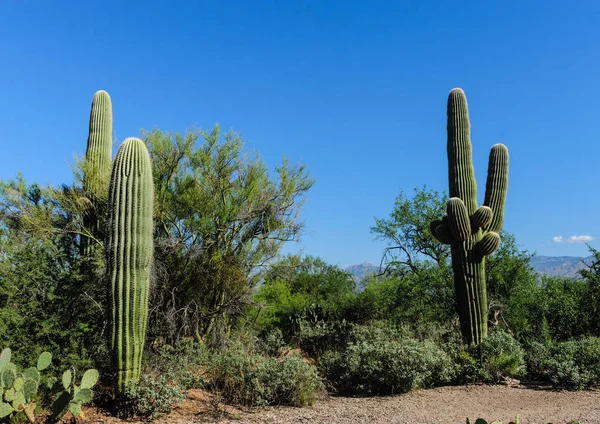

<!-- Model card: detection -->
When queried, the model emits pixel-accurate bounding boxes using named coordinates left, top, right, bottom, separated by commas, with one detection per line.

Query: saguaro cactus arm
left=483, top=143, right=509, bottom=233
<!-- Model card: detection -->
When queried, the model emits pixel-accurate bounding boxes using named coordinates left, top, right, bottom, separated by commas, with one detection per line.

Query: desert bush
left=258, top=328, right=287, bottom=356
left=253, top=255, right=356, bottom=340
left=294, top=318, right=353, bottom=358
left=318, top=324, right=455, bottom=395
left=526, top=336, right=600, bottom=389
left=442, top=330, right=524, bottom=384
left=478, top=331, right=525, bottom=381
left=208, top=342, right=322, bottom=407
left=125, top=374, right=187, bottom=420
left=143, top=339, right=210, bottom=391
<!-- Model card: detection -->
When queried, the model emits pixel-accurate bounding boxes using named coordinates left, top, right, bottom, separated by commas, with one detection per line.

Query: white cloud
left=567, top=235, right=594, bottom=244
left=552, top=236, right=563, bottom=243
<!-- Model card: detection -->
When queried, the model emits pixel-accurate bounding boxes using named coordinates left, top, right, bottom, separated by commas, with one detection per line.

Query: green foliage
left=485, top=233, right=542, bottom=340
left=144, top=126, right=314, bottom=345
left=121, top=339, right=209, bottom=420
left=429, top=89, right=509, bottom=345
left=447, top=330, right=524, bottom=384
left=346, top=265, right=455, bottom=328
left=125, top=375, right=186, bottom=420
left=106, top=137, right=154, bottom=394
left=318, top=324, right=455, bottom=395
left=209, top=342, right=323, bottom=407
left=478, top=331, right=525, bottom=381
left=143, top=339, right=210, bottom=391
left=0, top=176, right=105, bottom=371
left=371, top=186, right=450, bottom=274
left=293, top=318, right=354, bottom=358
left=526, top=336, right=600, bottom=389
left=254, top=255, right=356, bottom=337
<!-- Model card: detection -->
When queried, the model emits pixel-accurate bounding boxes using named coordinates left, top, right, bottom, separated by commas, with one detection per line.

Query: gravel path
left=187, top=385, right=599, bottom=424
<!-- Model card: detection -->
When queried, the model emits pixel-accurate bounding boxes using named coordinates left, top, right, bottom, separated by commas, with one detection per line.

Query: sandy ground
left=83, top=385, right=599, bottom=424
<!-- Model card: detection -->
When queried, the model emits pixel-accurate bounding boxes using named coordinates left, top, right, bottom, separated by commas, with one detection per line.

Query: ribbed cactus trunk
left=430, top=88, right=509, bottom=345
left=106, top=138, right=154, bottom=394
left=81, top=90, right=113, bottom=256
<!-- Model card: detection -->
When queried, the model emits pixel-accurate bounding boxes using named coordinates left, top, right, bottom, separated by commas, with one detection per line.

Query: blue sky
left=1, top=1, right=600, bottom=267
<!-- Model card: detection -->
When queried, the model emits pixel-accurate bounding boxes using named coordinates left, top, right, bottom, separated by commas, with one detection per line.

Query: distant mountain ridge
left=345, top=256, right=594, bottom=280
left=529, top=255, right=592, bottom=279
left=345, top=262, right=379, bottom=281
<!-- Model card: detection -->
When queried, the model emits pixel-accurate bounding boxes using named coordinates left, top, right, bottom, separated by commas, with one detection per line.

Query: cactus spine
left=430, top=88, right=509, bottom=345
left=106, top=138, right=154, bottom=394
left=81, top=90, right=113, bottom=255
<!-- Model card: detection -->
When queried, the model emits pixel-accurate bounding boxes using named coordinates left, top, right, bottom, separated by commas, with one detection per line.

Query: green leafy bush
left=143, top=339, right=210, bottom=391
left=318, top=325, right=455, bottom=395
left=526, top=336, right=600, bottom=389
left=259, top=328, right=288, bottom=356
left=294, top=318, right=353, bottom=358
left=479, top=331, right=525, bottom=381
left=125, top=374, right=187, bottom=420
left=209, top=343, right=322, bottom=407
left=119, top=340, right=211, bottom=420
left=448, top=330, right=524, bottom=383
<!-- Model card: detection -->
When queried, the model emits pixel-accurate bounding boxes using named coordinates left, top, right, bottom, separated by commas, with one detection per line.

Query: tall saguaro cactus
left=430, top=88, right=509, bottom=345
left=106, top=138, right=154, bottom=394
left=81, top=90, right=113, bottom=255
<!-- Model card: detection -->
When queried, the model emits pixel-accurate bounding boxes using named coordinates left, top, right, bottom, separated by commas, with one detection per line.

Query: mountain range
left=528, top=255, right=592, bottom=279
left=345, top=255, right=594, bottom=280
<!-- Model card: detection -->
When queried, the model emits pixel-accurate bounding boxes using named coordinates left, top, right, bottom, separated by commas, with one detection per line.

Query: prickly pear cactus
left=430, top=88, right=509, bottom=345
left=0, top=348, right=52, bottom=422
left=50, top=368, right=99, bottom=420
left=81, top=90, right=113, bottom=256
left=106, top=138, right=154, bottom=394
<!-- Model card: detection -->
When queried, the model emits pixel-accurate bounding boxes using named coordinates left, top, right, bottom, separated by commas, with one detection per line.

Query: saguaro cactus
left=430, top=88, right=509, bottom=345
left=81, top=90, right=113, bottom=255
left=106, top=138, right=154, bottom=394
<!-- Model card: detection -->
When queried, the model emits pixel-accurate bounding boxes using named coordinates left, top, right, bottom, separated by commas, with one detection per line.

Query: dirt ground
left=82, top=385, right=600, bottom=424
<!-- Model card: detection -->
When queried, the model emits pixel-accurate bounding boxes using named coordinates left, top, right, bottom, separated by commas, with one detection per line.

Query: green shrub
left=294, top=318, right=353, bottom=358
left=441, top=330, right=524, bottom=384
left=125, top=374, right=186, bottom=420
left=479, top=331, right=525, bottom=381
left=209, top=343, right=322, bottom=407
left=258, top=328, right=287, bottom=356
left=143, top=339, right=210, bottom=391
left=526, top=336, right=600, bottom=389
left=318, top=325, right=455, bottom=395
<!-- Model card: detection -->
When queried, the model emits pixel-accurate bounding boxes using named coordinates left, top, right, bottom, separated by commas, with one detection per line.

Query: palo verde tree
left=371, top=186, right=450, bottom=275
left=429, top=88, right=509, bottom=345
left=370, top=187, right=455, bottom=327
left=144, top=125, right=314, bottom=344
